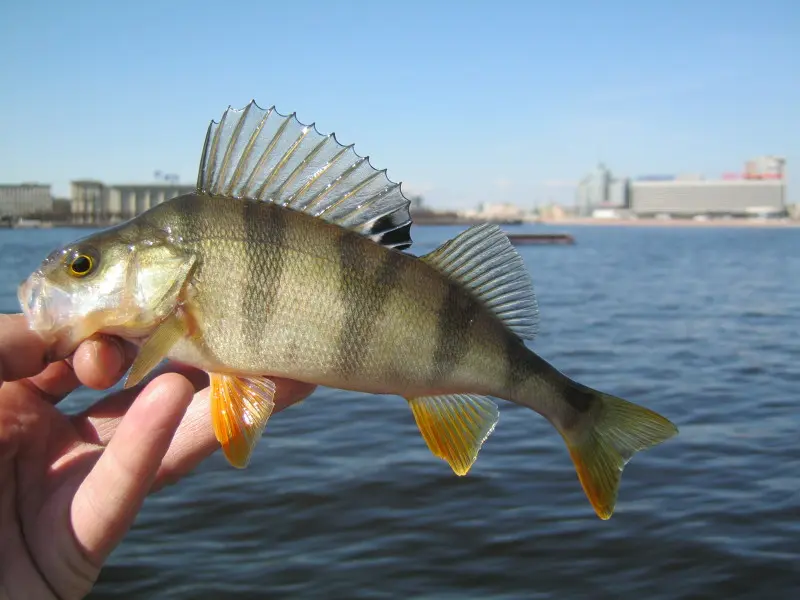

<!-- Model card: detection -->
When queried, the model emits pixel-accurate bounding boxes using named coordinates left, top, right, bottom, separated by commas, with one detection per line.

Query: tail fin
left=562, top=391, right=678, bottom=520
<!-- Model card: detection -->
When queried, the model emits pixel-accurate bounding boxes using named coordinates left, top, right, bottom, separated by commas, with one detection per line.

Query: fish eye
left=68, top=253, right=95, bottom=278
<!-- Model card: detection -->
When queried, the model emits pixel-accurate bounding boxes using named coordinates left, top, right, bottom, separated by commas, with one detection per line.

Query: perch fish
left=18, top=101, right=678, bottom=519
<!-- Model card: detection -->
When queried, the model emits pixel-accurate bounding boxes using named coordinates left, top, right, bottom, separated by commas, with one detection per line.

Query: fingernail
left=88, top=338, right=102, bottom=362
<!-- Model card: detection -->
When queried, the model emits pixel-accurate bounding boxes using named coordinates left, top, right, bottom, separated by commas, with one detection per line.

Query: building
left=0, top=183, right=52, bottom=218
left=629, top=179, right=785, bottom=217
left=607, top=178, right=629, bottom=208
left=461, top=202, right=529, bottom=223
left=107, top=184, right=195, bottom=220
left=744, top=155, right=785, bottom=179
left=575, top=163, right=629, bottom=216
left=576, top=164, right=609, bottom=216
left=71, top=180, right=107, bottom=224
left=578, top=156, right=788, bottom=218
left=71, top=180, right=195, bottom=224
left=52, top=198, right=72, bottom=221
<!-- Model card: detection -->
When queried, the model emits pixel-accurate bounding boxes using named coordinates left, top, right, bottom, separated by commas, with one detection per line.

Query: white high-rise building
left=575, top=164, right=629, bottom=215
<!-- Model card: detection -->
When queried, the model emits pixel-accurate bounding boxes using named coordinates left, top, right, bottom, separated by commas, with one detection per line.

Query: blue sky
left=1, top=0, right=798, bottom=209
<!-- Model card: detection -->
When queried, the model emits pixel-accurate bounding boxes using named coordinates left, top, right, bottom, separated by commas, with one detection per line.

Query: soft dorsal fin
left=196, top=100, right=413, bottom=250
left=422, top=223, right=539, bottom=340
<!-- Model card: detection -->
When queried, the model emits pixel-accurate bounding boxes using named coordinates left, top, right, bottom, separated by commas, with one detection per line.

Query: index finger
left=0, top=313, right=135, bottom=398
left=0, top=313, right=53, bottom=383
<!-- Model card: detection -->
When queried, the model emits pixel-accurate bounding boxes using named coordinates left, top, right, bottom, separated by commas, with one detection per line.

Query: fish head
left=18, top=224, right=196, bottom=359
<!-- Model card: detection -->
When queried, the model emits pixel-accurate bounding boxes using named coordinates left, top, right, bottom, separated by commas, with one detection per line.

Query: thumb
left=71, top=372, right=194, bottom=566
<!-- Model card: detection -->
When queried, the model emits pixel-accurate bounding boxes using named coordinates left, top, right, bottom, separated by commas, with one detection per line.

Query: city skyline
left=1, top=0, right=798, bottom=209
left=2, top=151, right=788, bottom=215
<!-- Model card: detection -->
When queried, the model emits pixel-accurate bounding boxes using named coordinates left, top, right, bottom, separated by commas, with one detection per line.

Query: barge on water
left=506, top=233, right=575, bottom=245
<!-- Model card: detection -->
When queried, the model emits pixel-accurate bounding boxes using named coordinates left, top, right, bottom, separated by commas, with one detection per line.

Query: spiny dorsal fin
left=422, top=223, right=538, bottom=340
left=196, top=100, right=413, bottom=250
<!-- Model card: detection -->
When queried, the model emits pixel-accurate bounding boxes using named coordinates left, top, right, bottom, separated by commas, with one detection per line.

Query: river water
left=1, top=223, right=798, bottom=599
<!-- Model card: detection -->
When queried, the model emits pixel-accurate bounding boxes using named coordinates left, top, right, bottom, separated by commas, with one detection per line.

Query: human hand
left=0, top=313, right=315, bottom=599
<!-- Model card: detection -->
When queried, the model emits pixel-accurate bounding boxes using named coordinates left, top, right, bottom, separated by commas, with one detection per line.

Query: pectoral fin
left=407, top=393, right=499, bottom=476
left=124, top=313, right=187, bottom=388
left=210, top=374, right=277, bottom=468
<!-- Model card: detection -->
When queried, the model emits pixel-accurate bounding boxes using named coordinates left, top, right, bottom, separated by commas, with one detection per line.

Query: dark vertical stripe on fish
left=171, top=195, right=203, bottom=242
left=503, top=334, right=531, bottom=394
left=336, top=231, right=406, bottom=380
left=432, top=283, right=481, bottom=383
left=563, top=382, right=594, bottom=413
left=519, top=350, right=594, bottom=423
left=241, top=200, right=286, bottom=353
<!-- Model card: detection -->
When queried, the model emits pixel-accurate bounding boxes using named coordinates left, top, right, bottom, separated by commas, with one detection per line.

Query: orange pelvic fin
left=210, top=374, right=277, bottom=468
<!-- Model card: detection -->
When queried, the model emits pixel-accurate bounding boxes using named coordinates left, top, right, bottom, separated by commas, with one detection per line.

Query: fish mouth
left=17, top=272, right=79, bottom=357
left=18, top=271, right=54, bottom=333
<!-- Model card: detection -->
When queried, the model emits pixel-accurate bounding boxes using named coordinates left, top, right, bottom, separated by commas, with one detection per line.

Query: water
left=1, top=224, right=798, bottom=599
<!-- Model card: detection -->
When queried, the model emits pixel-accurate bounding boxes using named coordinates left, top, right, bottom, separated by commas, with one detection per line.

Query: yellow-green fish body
left=143, top=196, right=513, bottom=397
left=19, top=101, right=677, bottom=520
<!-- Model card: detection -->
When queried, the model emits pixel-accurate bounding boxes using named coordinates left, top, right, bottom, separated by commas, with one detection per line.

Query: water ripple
left=2, top=225, right=799, bottom=599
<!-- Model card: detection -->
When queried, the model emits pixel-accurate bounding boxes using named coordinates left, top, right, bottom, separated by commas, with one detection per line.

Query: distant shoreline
left=3, top=216, right=798, bottom=231
left=536, top=218, right=800, bottom=228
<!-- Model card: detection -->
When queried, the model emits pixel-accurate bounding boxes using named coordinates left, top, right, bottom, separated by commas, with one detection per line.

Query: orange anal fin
left=210, top=374, right=277, bottom=469
left=406, top=393, right=499, bottom=476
